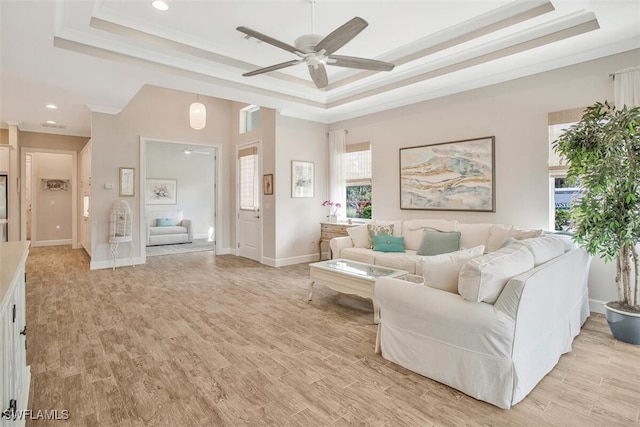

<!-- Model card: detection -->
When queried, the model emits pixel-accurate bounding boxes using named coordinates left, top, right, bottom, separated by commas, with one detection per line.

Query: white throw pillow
left=458, top=244, right=534, bottom=304
left=514, top=235, right=565, bottom=266
left=347, top=225, right=370, bottom=248
left=421, top=245, right=485, bottom=294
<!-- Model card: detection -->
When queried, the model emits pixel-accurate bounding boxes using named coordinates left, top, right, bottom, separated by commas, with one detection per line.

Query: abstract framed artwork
left=145, top=178, right=177, bottom=205
left=119, top=167, right=135, bottom=197
left=291, top=161, right=314, bottom=198
left=263, top=174, right=274, bottom=195
left=399, top=136, right=495, bottom=212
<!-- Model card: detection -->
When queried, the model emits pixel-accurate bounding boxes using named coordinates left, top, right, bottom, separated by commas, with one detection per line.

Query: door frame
left=235, top=140, right=263, bottom=262
left=139, top=137, right=221, bottom=263
left=20, top=147, right=78, bottom=248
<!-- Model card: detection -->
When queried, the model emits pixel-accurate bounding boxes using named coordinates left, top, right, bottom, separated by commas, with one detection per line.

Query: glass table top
left=312, top=259, right=406, bottom=279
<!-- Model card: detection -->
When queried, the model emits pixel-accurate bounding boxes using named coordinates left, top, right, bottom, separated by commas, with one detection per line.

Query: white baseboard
left=194, top=233, right=210, bottom=239
left=90, top=256, right=145, bottom=271
left=589, top=298, right=607, bottom=314
left=272, top=253, right=320, bottom=267
left=32, top=239, right=72, bottom=247
left=217, top=247, right=233, bottom=255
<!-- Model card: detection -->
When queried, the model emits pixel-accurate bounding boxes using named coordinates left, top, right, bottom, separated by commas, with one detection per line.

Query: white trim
left=20, top=147, right=78, bottom=248
left=589, top=298, right=607, bottom=314
left=271, top=253, right=322, bottom=267
left=32, top=239, right=73, bottom=247
left=140, top=136, right=222, bottom=262
left=90, top=256, right=145, bottom=270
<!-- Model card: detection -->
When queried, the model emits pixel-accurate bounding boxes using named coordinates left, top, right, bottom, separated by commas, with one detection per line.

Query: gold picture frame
left=119, top=167, right=135, bottom=197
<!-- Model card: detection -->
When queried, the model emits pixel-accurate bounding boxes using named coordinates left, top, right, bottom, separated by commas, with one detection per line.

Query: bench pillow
left=156, top=218, right=175, bottom=227
left=372, top=235, right=405, bottom=253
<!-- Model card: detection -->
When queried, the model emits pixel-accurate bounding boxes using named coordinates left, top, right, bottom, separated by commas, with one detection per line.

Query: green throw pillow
left=416, top=230, right=461, bottom=256
left=373, top=235, right=405, bottom=253
left=156, top=218, right=175, bottom=227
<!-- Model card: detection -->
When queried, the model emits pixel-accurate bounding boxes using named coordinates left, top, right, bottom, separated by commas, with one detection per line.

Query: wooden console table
left=319, top=222, right=357, bottom=261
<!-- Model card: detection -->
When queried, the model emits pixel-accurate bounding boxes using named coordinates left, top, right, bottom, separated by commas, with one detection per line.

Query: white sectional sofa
left=329, top=219, right=543, bottom=274
left=330, top=219, right=591, bottom=408
left=146, top=209, right=193, bottom=246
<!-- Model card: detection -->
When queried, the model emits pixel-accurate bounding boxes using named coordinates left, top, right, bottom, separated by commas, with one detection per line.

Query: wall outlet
left=55, top=225, right=61, bottom=231
left=104, top=183, right=114, bottom=189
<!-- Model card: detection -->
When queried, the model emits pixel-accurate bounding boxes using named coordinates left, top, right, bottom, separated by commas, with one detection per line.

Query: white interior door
left=237, top=143, right=262, bottom=262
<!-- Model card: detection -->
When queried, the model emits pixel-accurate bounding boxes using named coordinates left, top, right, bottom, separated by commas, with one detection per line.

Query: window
left=548, top=108, right=584, bottom=230
left=238, top=146, right=259, bottom=210
left=240, top=105, right=260, bottom=134
left=344, top=142, right=372, bottom=219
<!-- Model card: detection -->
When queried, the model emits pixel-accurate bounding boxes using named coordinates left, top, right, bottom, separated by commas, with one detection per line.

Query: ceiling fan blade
left=329, top=55, right=395, bottom=71
left=308, top=63, right=328, bottom=88
left=314, top=17, right=368, bottom=55
left=243, top=59, right=302, bottom=77
left=236, top=26, right=301, bottom=54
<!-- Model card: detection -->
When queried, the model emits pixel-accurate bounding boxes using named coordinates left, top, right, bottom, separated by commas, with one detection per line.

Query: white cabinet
left=0, top=242, right=30, bottom=427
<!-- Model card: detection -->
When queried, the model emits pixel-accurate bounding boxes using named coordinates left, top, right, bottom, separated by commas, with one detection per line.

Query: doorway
left=141, top=139, right=218, bottom=259
left=21, top=149, right=78, bottom=247
left=236, top=142, right=262, bottom=262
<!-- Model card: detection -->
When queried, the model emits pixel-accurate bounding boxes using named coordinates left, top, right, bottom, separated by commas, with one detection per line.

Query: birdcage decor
left=109, top=200, right=133, bottom=242
left=109, top=200, right=133, bottom=270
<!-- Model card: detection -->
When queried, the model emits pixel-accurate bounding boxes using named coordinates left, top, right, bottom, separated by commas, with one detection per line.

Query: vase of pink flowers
left=322, top=200, right=341, bottom=223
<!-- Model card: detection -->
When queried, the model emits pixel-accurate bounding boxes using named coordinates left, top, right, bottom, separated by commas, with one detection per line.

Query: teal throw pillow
left=416, top=230, right=461, bottom=256
left=373, top=235, right=405, bottom=253
left=156, top=218, right=175, bottom=227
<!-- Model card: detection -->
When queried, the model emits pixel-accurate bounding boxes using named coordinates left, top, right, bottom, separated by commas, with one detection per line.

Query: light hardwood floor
left=25, top=246, right=639, bottom=426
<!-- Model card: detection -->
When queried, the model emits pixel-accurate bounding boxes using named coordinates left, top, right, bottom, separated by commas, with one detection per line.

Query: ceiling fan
left=237, top=10, right=395, bottom=89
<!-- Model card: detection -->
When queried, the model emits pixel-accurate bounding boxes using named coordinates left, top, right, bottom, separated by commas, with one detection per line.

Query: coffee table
left=308, top=259, right=408, bottom=324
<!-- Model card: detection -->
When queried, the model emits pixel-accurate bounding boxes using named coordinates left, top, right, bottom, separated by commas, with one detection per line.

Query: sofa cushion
left=458, top=244, right=534, bottom=304
left=455, top=223, right=492, bottom=251
left=340, top=247, right=375, bottom=265
left=367, top=224, right=394, bottom=249
left=421, top=245, right=485, bottom=294
left=417, top=230, right=461, bottom=256
left=347, top=225, right=370, bottom=248
left=373, top=235, right=406, bottom=253
left=403, top=219, right=458, bottom=251
left=374, top=251, right=418, bottom=274
left=149, top=225, right=188, bottom=236
left=514, top=236, right=564, bottom=266
left=486, top=224, right=544, bottom=252
left=156, top=217, right=175, bottom=227
left=511, top=227, right=543, bottom=240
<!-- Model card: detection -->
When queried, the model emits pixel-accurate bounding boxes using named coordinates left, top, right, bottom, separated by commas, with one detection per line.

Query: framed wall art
left=399, top=136, right=495, bottom=212
left=291, top=161, right=314, bottom=198
left=263, top=174, right=273, bottom=195
left=119, top=167, right=135, bottom=197
left=145, top=178, right=177, bottom=205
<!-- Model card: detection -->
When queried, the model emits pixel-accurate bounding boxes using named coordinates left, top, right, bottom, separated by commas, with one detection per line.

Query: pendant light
left=189, top=95, right=206, bottom=130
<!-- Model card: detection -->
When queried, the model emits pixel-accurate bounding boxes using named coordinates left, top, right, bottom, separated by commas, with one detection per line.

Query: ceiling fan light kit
left=237, top=13, right=395, bottom=89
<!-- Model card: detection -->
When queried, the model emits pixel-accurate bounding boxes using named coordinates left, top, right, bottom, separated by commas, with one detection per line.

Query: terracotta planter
left=604, top=303, right=640, bottom=345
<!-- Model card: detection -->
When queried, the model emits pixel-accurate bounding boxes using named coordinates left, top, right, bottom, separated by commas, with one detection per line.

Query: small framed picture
left=291, top=160, right=314, bottom=198
left=145, top=178, right=177, bottom=205
left=119, top=167, right=135, bottom=197
left=263, top=174, right=273, bottom=195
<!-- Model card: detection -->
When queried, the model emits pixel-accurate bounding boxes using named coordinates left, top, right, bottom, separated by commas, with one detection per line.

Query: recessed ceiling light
left=151, top=1, right=169, bottom=11
left=45, top=104, right=58, bottom=109
left=46, top=120, right=56, bottom=124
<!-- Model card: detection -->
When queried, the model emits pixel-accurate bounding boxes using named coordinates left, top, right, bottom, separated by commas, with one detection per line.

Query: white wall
left=274, top=114, right=328, bottom=265
left=145, top=141, right=215, bottom=238
left=33, top=152, right=73, bottom=244
left=90, top=85, right=233, bottom=269
left=329, top=49, right=639, bottom=311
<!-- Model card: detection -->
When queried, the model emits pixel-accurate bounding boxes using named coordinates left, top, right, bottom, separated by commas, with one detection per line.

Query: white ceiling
left=1, top=0, right=639, bottom=137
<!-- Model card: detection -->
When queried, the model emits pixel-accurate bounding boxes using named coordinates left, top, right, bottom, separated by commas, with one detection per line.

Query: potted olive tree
left=554, top=101, right=640, bottom=345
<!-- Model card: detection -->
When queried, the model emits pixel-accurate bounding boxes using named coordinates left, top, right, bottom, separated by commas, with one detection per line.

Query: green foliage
left=346, top=185, right=372, bottom=218
left=553, top=101, right=640, bottom=308
left=555, top=208, right=570, bottom=231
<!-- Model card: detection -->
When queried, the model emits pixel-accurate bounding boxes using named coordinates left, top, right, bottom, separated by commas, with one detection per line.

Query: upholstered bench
left=146, top=209, right=193, bottom=246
